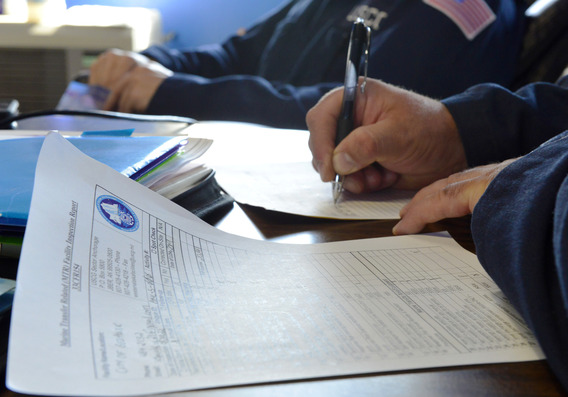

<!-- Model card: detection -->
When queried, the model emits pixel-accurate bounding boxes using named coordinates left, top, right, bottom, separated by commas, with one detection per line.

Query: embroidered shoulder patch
left=423, top=0, right=496, bottom=40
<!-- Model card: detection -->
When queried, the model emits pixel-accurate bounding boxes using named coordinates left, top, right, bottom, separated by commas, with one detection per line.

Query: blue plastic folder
left=0, top=135, right=188, bottom=229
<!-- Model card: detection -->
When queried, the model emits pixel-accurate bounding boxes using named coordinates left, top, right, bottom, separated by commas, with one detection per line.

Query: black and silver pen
left=332, top=18, right=371, bottom=204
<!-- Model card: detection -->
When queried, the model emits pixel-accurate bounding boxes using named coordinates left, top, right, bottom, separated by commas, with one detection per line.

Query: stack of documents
left=0, top=132, right=212, bottom=241
left=135, top=149, right=212, bottom=200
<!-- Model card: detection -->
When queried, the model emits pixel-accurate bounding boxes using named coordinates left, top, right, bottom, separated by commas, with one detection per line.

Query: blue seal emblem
left=96, top=195, right=139, bottom=232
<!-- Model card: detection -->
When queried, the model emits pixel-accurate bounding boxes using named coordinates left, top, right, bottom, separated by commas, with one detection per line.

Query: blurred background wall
left=64, top=0, right=287, bottom=48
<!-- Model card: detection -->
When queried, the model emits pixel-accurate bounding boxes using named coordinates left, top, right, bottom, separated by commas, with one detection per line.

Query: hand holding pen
left=332, top=18, right=371, bottom=204
left=307, top=36, right=466, bottom=196
left=308, top=88, right=467, bottom=202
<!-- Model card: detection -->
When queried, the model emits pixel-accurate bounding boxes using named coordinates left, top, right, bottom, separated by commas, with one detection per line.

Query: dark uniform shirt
left=443, top=75, right=568, bottom=391
left=142, top=0, right=525, bottom=128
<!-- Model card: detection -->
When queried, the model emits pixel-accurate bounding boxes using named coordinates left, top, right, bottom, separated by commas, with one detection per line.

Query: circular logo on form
left=95, top=195, right=139, bottom=232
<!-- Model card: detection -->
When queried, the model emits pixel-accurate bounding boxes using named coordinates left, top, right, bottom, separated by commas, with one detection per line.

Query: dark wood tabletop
left=1, top=203, right=566, bottom=397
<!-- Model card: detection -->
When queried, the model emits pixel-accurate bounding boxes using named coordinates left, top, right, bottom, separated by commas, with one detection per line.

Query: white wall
left=65, top=0, right=287, bottom=48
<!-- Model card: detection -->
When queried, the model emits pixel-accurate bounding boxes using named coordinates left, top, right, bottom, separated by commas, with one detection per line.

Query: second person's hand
left=89, top=49, right=173, bottom=113
left=393, top=158, right=518, bottom=235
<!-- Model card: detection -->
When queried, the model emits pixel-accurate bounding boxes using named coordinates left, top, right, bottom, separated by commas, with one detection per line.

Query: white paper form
left=214, top=161, right=414, bottom=219
left=7, top=133, right=544, bottom=396
left=188, top=121, right=413, bottom=219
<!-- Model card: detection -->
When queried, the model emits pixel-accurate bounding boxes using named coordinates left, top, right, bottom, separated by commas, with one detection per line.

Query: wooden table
left=1, top=203, right=566, bottom=396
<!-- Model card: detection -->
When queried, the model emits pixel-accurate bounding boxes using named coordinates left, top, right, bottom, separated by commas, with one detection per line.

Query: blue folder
left=0, top=135, right=187, bottom=229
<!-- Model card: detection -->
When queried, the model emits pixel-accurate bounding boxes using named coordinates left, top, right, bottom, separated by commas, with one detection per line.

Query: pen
left=332, top=18, right=371, bottom=204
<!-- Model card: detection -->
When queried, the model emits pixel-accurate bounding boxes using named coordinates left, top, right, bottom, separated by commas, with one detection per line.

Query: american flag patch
left=423, top=0, right=496, bottom=40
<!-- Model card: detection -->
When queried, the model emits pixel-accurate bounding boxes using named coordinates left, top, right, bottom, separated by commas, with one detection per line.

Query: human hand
left=306, top=79, right=468, bottom=192
left=392, top=158, right=517, bottom=235
left=89, top=49, right=173, bottom=113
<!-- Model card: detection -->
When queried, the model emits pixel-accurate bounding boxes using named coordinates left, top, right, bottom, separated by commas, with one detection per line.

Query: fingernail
left=333, top=152, right=357, bottom=174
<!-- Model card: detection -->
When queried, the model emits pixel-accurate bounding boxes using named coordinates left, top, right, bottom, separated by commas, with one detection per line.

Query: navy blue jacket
left=443, top=75, right=568, bottom=390
left=143, top=0, right=525, bottom=128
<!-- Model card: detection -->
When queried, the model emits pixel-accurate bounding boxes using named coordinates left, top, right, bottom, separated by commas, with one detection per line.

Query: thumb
left=332, top=121, right=402, bottom=176
left=331, top=125, right=378, bottom=175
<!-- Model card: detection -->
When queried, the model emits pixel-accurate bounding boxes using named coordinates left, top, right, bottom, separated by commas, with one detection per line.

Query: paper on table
left=188, top=121, right=412, bottom=220
left=7, top=133, right=544, bottom=396
left=214, top=161, right=414, bottom=219
left=188, top=121, right=313, bottom=166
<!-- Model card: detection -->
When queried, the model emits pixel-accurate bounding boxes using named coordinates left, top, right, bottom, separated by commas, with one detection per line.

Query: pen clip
left=360, top=23, right=371, bottom=94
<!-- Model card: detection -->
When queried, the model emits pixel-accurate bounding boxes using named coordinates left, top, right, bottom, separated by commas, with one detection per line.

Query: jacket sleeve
left=140, top=1, right=294, bottom=78
left=442, top=76, right=568, bottom=167
left=471, top=131, right=568, bottom=391
left=146, top=74, right=339, bottom=129
left=141, top=1, right=339, bottom=128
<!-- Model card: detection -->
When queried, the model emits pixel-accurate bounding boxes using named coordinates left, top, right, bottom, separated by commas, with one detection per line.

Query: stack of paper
left=0, top=133, right=212, bottom=234
left=135, top=147, right=212, bottom=200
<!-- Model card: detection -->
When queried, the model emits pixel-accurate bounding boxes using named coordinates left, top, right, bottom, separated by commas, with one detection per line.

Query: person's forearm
left=442, top=76, right=568, bottom=167
left=471, top=131, right=568, bottom=391
left=146, top=73, right=340, bottom=129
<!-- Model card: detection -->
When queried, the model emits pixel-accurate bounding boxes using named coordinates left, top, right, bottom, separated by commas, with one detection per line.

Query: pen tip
left=331, top=181, right=342, bottom=205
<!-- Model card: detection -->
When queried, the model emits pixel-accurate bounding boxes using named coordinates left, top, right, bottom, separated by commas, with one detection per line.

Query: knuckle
left=129, top=66, right=149, bottom=81
left=441, top=182, right=461, bottom=198
left=307, top=134, right=317, bottom=153
left=305, top=108, right=318, bottom=129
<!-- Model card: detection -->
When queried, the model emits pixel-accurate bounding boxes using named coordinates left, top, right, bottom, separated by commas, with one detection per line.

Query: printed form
left=7, top=133, right=543, bottom=396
